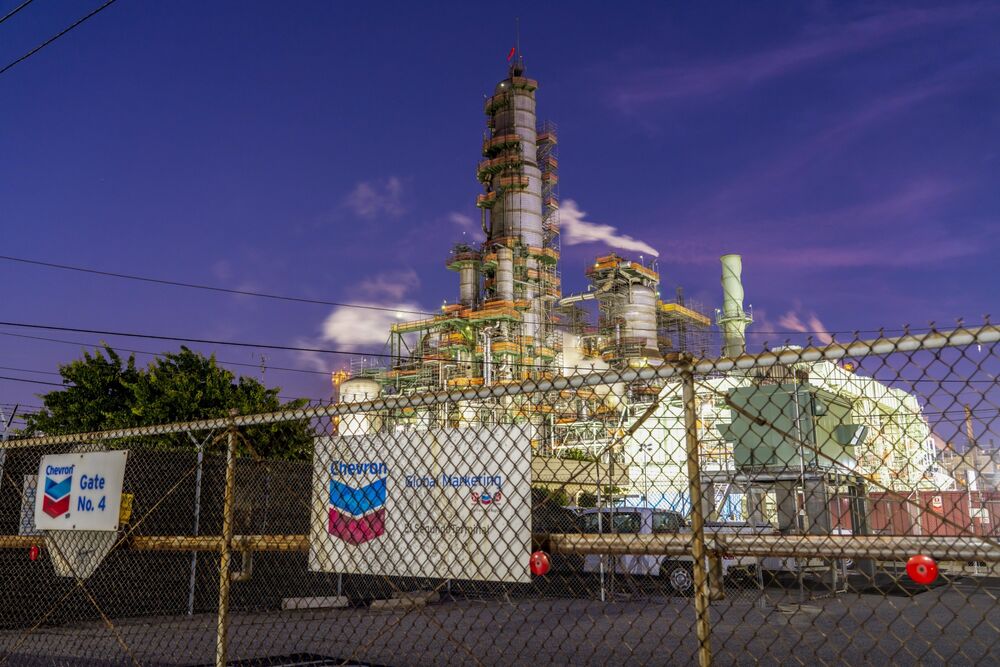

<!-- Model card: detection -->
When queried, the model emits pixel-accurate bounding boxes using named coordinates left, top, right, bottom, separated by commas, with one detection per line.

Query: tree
left=23, top=346, right=314, bottom=460
left=531, top=486, right=569, bottom=507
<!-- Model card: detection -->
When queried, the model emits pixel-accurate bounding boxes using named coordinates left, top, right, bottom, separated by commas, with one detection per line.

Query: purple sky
left=1, top=1, right=998, bottom=428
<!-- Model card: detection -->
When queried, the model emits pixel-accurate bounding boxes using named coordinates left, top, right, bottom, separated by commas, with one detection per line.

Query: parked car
left=578, top=507, right=772, bottom=594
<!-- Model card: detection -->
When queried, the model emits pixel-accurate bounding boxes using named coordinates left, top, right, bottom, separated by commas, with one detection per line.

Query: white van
left=579, top=507, right=769, bottom=594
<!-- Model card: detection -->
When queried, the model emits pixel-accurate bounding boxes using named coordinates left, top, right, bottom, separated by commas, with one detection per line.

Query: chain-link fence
left=1, top=324, right=998, bottom=665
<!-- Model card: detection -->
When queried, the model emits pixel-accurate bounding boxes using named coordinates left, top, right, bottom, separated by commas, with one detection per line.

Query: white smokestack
left=717, top=254, right=753, bottom=357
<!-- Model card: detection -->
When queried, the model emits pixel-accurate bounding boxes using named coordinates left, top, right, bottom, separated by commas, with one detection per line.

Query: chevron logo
left=42, top=472, right=73, bottom=518
left=328, top=472, right=386, bottom=545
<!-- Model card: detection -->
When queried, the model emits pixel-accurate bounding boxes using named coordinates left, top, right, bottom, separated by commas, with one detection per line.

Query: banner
left=309, top=426, right=531, bottom=583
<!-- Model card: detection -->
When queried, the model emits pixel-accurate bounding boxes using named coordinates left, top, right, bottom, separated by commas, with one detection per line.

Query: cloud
left=610, top=6, right=986, bottom=110
left=307, top=269, right=431, bottom=352
left=560, top=199, right=659, bottom=257
left=320, top=301, right=423, bottom=349
left=357, top=269, right=420, bottom=301
left=344, top=177, right=405, bottom=219
left=777, top=309, right=834, bottom=345
left=448, top=212, right=476, bottom=229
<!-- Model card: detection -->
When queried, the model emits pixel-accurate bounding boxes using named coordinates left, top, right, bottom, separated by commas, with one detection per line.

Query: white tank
left=622, top=284, right=658, bottom=352
left=560, top=331, right=624, bottom=413
left=338, top=378, right=381, bottom=436
left=459, top=264, right=478, bottom=306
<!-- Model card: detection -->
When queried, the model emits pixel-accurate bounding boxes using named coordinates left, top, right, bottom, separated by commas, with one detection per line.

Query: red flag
left=507, top=46, right=516, bottom=62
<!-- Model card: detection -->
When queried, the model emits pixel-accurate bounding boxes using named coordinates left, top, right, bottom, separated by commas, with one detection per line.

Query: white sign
left=309, top=426, right=531, bottom=583
left=34, top=451, right=128, bottom=531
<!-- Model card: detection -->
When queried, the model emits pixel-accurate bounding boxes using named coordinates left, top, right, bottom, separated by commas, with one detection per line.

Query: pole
left=964, top=404, right=976, bottom=447
left=187, top=431, right=209, bottom=616
left=681, top=364, right=713, bottom=667
left=792, top=386, right=807, bottom=603
left=216, top=413, right=238, bottom=667
left=0, top=405, right=12, bottom=500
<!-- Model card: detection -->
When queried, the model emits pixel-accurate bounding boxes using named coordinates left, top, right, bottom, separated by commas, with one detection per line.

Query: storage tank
left=459, top=264, right=478, bottom=307
left=622, top=283, right=658, bottom=353
left=338, top=378, right=381, bottom=436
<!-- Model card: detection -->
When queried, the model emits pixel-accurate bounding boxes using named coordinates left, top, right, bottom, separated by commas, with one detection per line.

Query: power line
left=0, top=0, right=37, bottom=26
left=0, top=0, right=119, bottom=77
left=0, top=330, right=337, bottom=379
left=0, top=254, right=436, bottom=317
left=0, top=365, right=60, bottom=376
left=0, top=319, right=997, bottom=381
left=0, top=254, right=963, bottom=337
left=1, top=402, right=44, bottom=410
left=0, top=319, right=406, bottom=362
left=0, top=364, right=325, bottom=402
left=0, top=319, right=759, bottom=371
left=0, top=374, right=65, bottom=387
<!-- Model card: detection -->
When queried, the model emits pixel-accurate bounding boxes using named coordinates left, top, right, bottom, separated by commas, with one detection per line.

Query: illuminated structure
left=336, top=56, right=943, bottom=510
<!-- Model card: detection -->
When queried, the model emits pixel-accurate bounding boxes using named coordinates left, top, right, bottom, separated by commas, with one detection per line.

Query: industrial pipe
left=7, top=532, right=1000, bottom=562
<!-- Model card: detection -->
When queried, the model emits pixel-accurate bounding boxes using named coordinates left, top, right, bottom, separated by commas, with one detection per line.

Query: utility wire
left=0, top=319, right=411, bottom=362
left=0, top=0, right=119, bottom=77
left=0, top=367, right=322, bottom=401
left=0, top=374, right=65, bottom=387
left=2, top=354, right=995, bottom=414
left=0, top=318, right=997, bottom=382
left=2, top=355, right=997, bottom=388
left=0, top=254, right=437, bottom=317
left=0, top=364, right=323, bottom=405
left=0, top=365, right=60, bottom=376
left=0, top=0, right=36, bottom=26
left=0, top=254, right=963, bottom=337
left=0, top=319, right=879, bottom=372
left=0, top=330, right=337, bottom=378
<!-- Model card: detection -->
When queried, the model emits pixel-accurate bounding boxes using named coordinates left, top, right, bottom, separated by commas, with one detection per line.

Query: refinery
left=334, top=55, right=948, bottom=523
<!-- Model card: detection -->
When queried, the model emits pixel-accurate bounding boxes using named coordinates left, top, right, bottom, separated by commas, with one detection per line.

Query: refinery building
left=335, top=56, right=947, bottom=520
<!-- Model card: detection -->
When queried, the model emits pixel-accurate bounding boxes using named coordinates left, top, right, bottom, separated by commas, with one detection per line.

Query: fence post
left=216, top=411, right=238, bottom=667
left=681, top=364, right=713, bottom=667
left=187, top=430, right=208, bottom=616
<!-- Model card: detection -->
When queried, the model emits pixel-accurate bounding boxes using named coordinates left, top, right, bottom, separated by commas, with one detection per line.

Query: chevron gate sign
left=34, top=451, right=129, bottom=531
left=309, top=426, right=532, bottom=582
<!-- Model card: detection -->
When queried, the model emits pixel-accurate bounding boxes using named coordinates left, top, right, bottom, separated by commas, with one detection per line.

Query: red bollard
left=28, top=545, right=39, bottom=562
left=530, top=550, right=551, bottom=576
left=906, top=554, right=938, bottom=584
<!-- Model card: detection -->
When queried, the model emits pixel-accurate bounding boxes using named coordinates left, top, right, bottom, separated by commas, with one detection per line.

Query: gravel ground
left=1, top=585, right=998, bottom=666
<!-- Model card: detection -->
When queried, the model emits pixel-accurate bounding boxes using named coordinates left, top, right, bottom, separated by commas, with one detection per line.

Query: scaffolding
left=659, top=287, right=714, bottom=357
